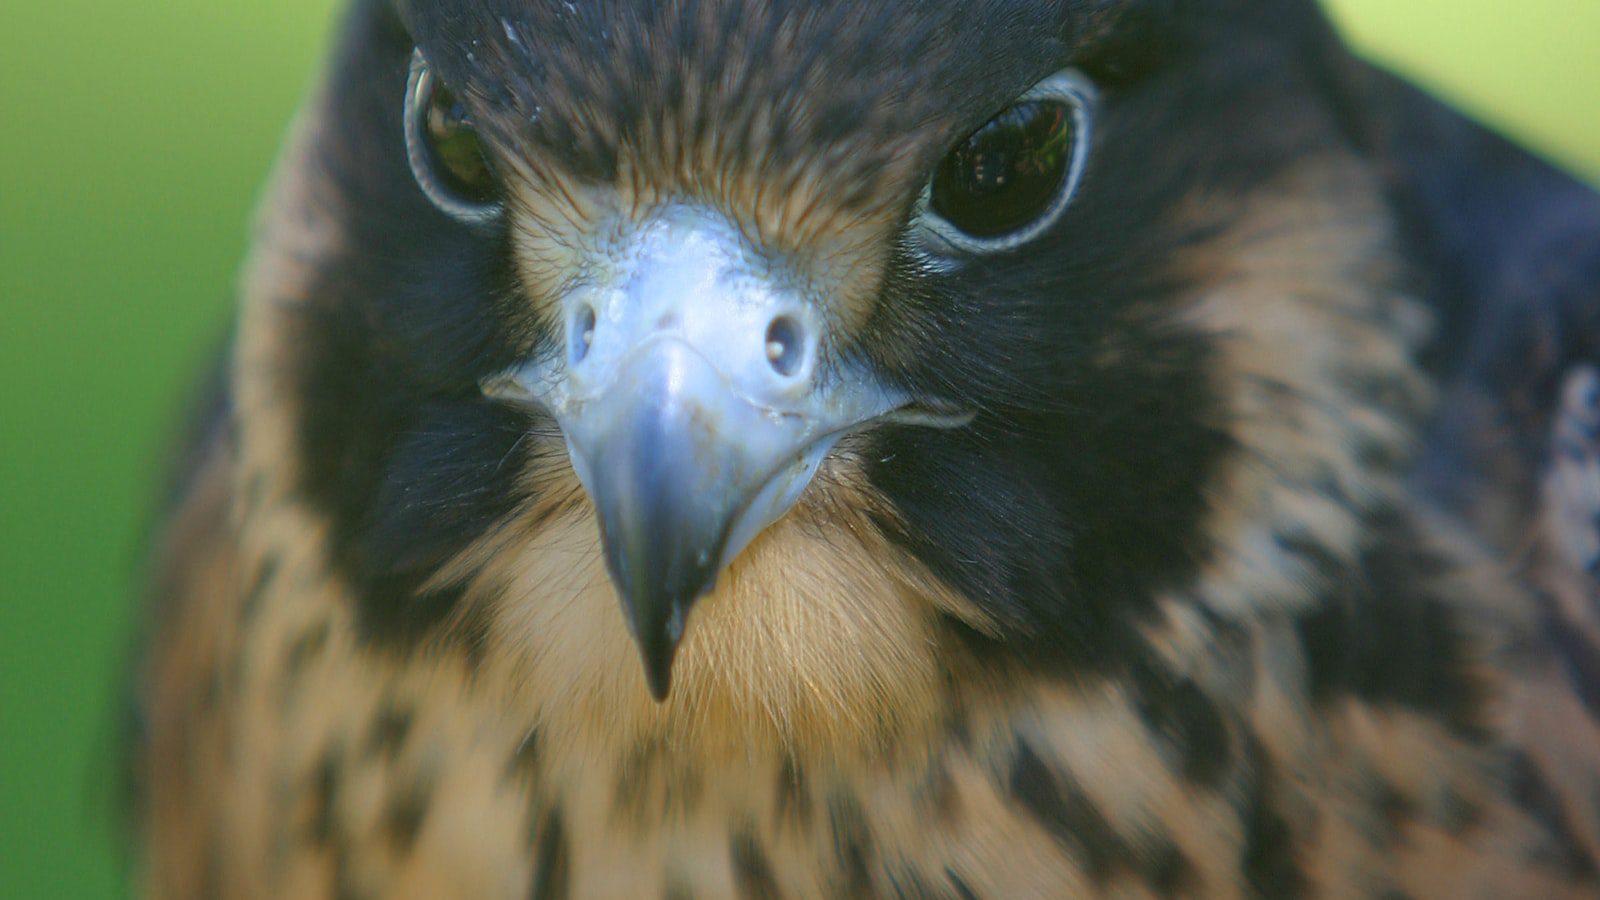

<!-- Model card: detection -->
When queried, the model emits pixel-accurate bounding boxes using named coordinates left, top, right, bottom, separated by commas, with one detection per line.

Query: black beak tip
left=590, top=467, right=728, bottom=704
left=618, top=571, right=716, bottom=704
left=642, top=646, right=675, bottom=702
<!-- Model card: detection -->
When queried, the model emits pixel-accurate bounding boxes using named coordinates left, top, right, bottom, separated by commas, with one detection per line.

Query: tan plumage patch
left=456, top=441, right=993, bottom=765
left=1173, top=153, right=1433, bottom=619
left=502, top=170, right=898, bottom=340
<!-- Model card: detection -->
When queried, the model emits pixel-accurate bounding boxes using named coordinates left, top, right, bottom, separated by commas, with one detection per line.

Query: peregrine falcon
left=131, top=0, right=1600, bottom=896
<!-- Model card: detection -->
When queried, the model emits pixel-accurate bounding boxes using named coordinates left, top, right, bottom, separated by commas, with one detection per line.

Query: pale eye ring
left=403, top=49, right=503, bottom=226
left=916, top=68, right=1097, bottom=255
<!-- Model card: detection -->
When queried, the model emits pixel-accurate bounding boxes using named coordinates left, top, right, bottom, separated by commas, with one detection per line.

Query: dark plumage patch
left=383, top=768, right=434, bottom=852
left=334, top=865, right=369, bottom=900
left=729, top=829, right=780, bottom=900
left=945, top=869, right=978, bottom=900
left=826, top=792, right=875, bottom=896
left=1144, top=839, right=1197, bottom=897
left=1126, top=653, right=1234, bottom=788
left=1539, top=601, right=1600, bottom=719
left=611, top=738, right=705, bottom=825
left=1237, top=748, right=1304, bottom=900
left=1437, top=787, right=1484, bottom=836
left=773, top=755, right=812, bottom=831
left=1294, top=515, right=1487, bottom=737
left=308, top=749, right=343, bottom=847
left=302, top=749, right=360, bottom=900
left=1271, top=528, right=1351, bottom=587
left=275, top=2, right=539, bottom=653
left=1005, top=741, right=1195, bottom=893
left=1007, top=740, right=1136, bottom=882
left=363, top=703, right=414, bottom=761
left=915, top=757, right=961, bottom=823
left=529, top=807, right=570, bottom=900
left=349, top=401, right=538, bottom=644
left=240, top=551, right=280, bottom=621
left=1370, top=777, right=1417, bottom=848
left=358, top=403, right=535, bottom=575
left=281, top=621, right=333, bottom=706
left=1504, top=751, right=1599, bottom=879
left=610, top=739, right=659, bottom=821
left=861, top=128, right=1235, bottom=672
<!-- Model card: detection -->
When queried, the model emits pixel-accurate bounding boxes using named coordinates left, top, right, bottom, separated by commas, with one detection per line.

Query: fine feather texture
left=131, top=0, right=1600, bottom=896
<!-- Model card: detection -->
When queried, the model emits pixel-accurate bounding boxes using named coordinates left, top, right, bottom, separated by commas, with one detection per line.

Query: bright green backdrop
left=1, top=2, right=1596, bottom=896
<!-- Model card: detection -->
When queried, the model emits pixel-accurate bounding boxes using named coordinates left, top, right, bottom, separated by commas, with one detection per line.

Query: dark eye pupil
left=424, top=79, right=496, bottom=205
left=931, top=101, right=1075, bottom=239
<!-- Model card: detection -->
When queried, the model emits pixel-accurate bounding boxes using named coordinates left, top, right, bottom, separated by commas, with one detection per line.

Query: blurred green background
left=0, top=1, right=1596, bottom=895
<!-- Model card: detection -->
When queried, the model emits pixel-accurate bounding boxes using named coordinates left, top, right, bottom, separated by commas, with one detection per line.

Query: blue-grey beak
left=484, top=206, right=961, bottom=700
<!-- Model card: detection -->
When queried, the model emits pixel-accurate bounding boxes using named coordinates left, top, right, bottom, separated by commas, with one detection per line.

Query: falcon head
left=251, top=0, right=1425, bottom=737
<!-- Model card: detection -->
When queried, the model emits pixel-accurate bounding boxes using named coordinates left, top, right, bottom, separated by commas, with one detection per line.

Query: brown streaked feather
left=1172, top=151, right=1432, bottom=621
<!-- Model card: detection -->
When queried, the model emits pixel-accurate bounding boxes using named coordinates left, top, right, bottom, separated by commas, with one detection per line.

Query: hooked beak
left=562, top=336, right=848, bottom=700
left=484, top=207, right=962, bottom=700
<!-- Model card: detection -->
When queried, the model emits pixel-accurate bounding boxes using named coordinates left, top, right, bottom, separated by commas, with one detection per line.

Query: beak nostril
left=571, top=304, right=597, bottom=365
left=764, top=315, right=805, bottom=378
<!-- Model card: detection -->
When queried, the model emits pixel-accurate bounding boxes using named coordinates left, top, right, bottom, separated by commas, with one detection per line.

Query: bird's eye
left=405, top=50, right=502, bottom=225
left=921, top=69, right=1096, bottom=253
